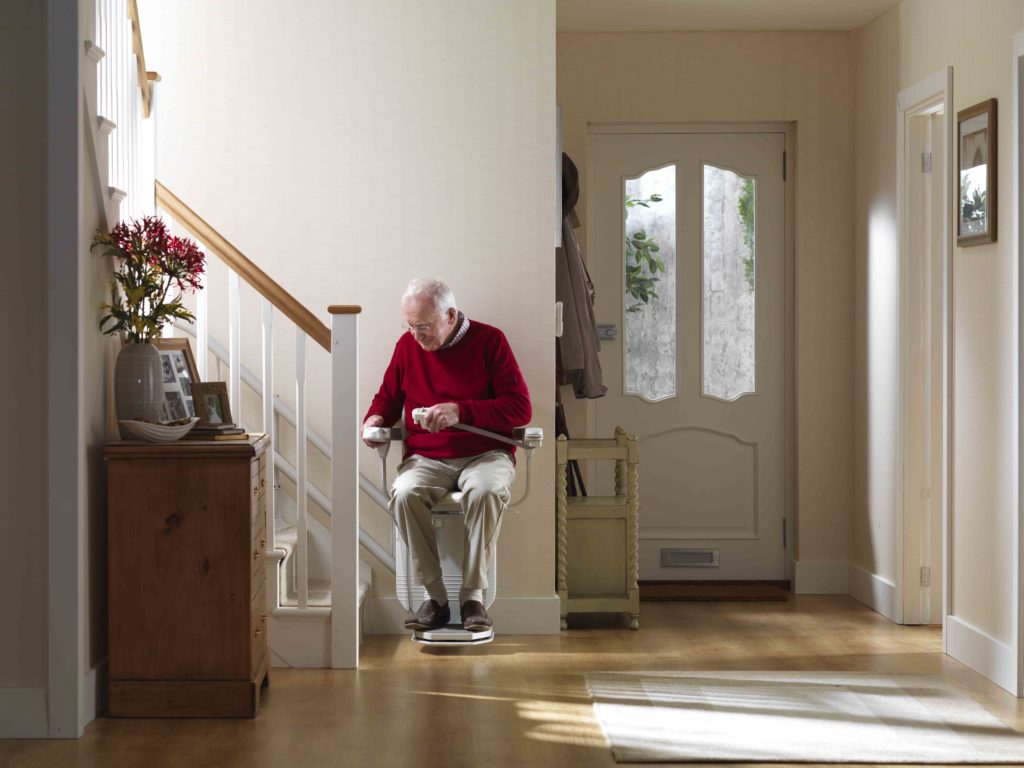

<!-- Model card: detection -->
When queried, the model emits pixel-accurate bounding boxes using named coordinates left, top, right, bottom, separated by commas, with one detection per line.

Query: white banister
left=228, top=269, right=241, bottom=421
left=262, top=299, right=276, bottom=552
left=330, top=307, right=361, bottom=669
left=296, top=328, right=309, bottom=610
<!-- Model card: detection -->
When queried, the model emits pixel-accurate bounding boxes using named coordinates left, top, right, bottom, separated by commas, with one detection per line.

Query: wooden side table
left=104, top=435, right=271, bottom=717
left=556, top=427, right=640, bottom=630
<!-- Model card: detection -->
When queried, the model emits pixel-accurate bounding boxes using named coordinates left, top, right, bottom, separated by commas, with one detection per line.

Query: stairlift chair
left=363, top=409, right=543, bottom=645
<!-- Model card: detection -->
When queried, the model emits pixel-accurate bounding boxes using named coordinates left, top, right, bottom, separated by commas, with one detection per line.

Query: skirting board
left=793, top=560, right=849, bottom=595
left=946, top=614, right=1019, bottom=696
left=848, top=563, right=897, bottom=621
left=0, top=687, right=48, bottom=738
left=79, top=659, right=107, bottom=735
left=268, top=613, right=332, bottom=669
left=371, top=595, right=562, bottom=635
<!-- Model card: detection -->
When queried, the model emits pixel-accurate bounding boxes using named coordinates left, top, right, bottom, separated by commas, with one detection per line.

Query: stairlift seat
left=363, top=419, right=542, bottom=645
left=432, top=491, right=464, bottom=516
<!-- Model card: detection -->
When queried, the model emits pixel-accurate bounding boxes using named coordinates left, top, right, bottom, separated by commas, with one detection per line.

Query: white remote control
left=412, top=407, right=429, bottom=428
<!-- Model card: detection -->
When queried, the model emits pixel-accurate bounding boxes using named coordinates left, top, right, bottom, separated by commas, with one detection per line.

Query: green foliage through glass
left=625, top=193, right=666, bottom=313
left=737, top=178, right=755, bottom=292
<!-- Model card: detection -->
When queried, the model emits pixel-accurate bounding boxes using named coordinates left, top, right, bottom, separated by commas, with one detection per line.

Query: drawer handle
left=253, top=540, right=266, bottom=560
left=255, top=627, right=262, bottom=637
left=252, top=486, right=261, bottom=497
left=261, top=613, right=267, bottom=623
left=261, top=478, right=266, bottom=488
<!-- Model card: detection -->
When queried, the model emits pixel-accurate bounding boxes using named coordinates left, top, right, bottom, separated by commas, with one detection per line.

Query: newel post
left=328, top=305, right=362, bottom=668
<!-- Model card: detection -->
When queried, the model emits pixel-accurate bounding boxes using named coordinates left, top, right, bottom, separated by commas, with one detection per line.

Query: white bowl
left=119, top=417, right=199, bottom=443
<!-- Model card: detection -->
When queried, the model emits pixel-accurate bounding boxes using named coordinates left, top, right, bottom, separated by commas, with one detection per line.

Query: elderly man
left=363, top=277, right=532, bottom=632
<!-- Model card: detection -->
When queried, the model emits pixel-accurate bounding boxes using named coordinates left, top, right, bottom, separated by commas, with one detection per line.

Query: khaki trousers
left=391, top=450, right=515, bottom=590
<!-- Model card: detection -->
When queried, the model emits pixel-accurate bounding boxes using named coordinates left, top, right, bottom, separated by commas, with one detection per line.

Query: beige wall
left=145, top=0, right=557, bottom=602
left=557, top=32, right=856, bottom=567
left=851, top=8, right=900, bottom=584
left=853, top=0, right=1022, bottom=644
left=0, top=0, right=48, bottom=691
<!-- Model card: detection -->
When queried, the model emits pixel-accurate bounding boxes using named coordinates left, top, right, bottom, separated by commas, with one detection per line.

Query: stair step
left=275, top=524, right=370, bottom=610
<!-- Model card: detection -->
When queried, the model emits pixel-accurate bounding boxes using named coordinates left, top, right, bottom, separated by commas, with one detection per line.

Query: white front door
left=591, top=128, right=787, bottom=580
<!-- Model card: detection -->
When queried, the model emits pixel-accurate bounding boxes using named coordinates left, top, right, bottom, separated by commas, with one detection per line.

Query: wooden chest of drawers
left=104, top=435, right=271, bottom=717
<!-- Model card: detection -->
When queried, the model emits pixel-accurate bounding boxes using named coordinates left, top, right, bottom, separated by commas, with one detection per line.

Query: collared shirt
left=441, top=311, right=470, bottom=349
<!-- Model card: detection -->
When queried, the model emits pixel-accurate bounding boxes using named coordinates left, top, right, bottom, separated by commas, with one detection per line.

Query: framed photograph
left=957, top=98, right=997, bottom=246
left=153, top=338, right=201, bottom=423
left=191, top=381, right=233, bottom=427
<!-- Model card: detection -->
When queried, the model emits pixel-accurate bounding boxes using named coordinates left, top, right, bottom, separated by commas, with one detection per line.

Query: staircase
left=85, top=0, right=376, bottom=669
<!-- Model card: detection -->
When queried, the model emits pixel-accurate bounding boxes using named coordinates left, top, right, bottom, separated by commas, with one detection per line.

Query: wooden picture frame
left=153, top=337, right=201, bottom=422
left=957, top=98, right=997, bottom=246
left=190, top=381, right=233, bottom=427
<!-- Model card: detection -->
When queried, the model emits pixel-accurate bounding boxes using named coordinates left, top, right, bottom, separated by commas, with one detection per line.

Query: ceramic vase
left=115, top=342, right=164, bottom=437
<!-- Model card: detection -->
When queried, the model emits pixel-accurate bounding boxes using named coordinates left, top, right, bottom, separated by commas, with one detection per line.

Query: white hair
left=402, top=277, right=457, bottom=315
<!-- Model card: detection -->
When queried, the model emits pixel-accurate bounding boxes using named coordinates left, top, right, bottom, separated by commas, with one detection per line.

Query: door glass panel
left=703, top=164, right=756, bottom=400
left=624, top=165, right=676, bottom=401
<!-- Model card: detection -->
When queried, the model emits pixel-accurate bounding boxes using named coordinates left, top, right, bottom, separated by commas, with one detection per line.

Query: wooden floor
left=4, top=596, right=1024, bottom=767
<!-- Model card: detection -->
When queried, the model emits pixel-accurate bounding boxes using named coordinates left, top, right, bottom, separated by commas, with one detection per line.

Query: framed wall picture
left=153, top=338, right=201, bottom=421
left=191, top=381, right=233, bottom=427
left=957, top=98, right=997, bottom=246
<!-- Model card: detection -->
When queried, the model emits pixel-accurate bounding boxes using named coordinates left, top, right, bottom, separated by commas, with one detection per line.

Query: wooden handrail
left=155, top=181, right=332, bottom=351
left=127, top=0, right=156, bottom=118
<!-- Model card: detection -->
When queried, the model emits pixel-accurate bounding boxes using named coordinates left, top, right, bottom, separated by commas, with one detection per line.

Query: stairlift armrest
left=360, top=424, right=406, bottom=443
left=512, top=427, right=544, bottom=449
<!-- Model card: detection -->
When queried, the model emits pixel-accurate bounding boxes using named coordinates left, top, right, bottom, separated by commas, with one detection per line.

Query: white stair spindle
left=97, top=0, right=105, bottom=119
left=330, top=308, right=360, bottom=669
left=296, top=328, right=309, bottom=610
left=122, top=0, right=129, bottom=196
left=196, top=254, right=208, bottom=380
left=130, top=75, right=137, bottom=216
left=122, top=0, right=129, bottom=198
left=117, top=0, right=125, bottom=193
left=105, top=0, right=112, bottom=123
left=262, top=299, right=276, bottom=550
left=128, top=75, right=135, bottom=217
left=121, top=0, right=127, bottom=194
left=110, top=1, right=118, bottom=191
left=228, top=269, right=241, bottom=424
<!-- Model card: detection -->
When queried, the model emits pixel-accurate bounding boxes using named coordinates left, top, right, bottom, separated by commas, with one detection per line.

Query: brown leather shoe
left=405, top=599, right=450, bottom=630
left=460, top=600, right=493, bottom=631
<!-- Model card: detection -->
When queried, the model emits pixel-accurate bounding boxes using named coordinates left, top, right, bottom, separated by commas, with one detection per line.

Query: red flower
left=92, top=215, right=206, bottom=343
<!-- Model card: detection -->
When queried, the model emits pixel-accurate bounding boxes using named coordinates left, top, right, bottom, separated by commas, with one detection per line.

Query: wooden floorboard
left=3, top=596, right=1023, bottom=767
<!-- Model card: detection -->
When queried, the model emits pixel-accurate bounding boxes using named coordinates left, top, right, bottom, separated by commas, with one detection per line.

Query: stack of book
left=184, top=422, right=250, bottom=441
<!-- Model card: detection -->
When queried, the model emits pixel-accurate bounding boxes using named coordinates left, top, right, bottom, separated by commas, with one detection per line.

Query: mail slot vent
left=661, top=548, right=719, bottom=567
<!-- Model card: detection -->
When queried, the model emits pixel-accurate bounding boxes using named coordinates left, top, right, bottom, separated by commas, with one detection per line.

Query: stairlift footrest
left=412, top=626, right=494, bottom=645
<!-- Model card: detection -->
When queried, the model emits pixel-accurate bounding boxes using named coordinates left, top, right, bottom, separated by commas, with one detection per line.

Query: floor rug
left=586, top=671, right=1024, bottom=763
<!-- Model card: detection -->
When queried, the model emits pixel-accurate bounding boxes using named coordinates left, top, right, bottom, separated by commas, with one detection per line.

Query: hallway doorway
left=588, top=125, right=794, bottom=582
left=896, top=69, right=952, bottom=628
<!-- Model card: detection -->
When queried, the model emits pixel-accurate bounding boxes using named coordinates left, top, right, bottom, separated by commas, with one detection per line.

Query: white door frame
left=896, top=68, right=953, bottom=630
left=1013, top=31, right=1024, bottom=697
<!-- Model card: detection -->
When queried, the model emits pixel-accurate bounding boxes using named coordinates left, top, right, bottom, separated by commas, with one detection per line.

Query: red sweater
left=365, top=320, right=532, bottom=460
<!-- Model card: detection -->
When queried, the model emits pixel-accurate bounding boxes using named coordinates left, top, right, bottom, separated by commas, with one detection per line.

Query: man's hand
left=422, top=403, right=459, bottom=433
left=362, top=415, right=385, bottom=448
